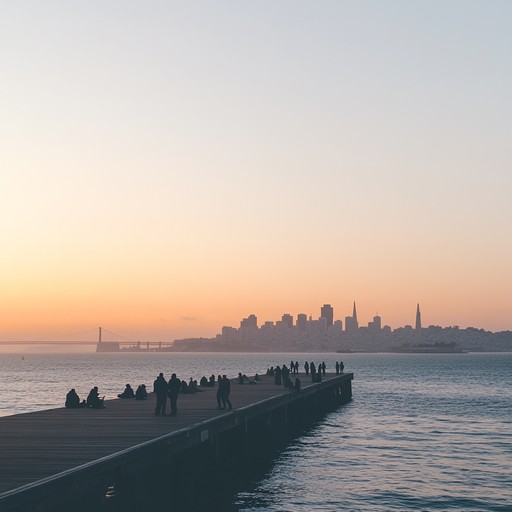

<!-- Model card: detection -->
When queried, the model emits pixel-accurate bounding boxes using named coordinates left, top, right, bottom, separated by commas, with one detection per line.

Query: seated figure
left=65, top=388, right=81, bottom=408
left=135, top=384, right=147, bottom=400
left=87, top=386, right=104, bottom=408
left=118, top=383, right=135, bottom=399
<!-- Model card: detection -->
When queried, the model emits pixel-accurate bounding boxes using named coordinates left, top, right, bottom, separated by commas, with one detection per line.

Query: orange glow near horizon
left=1, top=3, right=511, bottom=343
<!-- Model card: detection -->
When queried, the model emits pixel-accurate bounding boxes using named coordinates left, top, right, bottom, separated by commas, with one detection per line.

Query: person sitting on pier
left=209, top=374, right=216, bottom=387
left=200, top=376, right=209, bottom=387
left=86, top=386, right=104, bottom=409
left=135, top=384, right=147, bottom=400
left=180, top=380, right=189, bottom=394
left=189, top=379, right=202, bottom=393
left=118, top=383, right=135, bottom=399
left=65, top=388, right=81, bottom=408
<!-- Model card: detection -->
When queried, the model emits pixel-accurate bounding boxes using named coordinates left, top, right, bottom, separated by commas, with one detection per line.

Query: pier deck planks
left=0, top=373, right=347, bottom=494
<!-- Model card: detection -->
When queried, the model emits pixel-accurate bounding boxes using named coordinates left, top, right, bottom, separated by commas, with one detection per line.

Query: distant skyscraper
left=296, top=313, right=308, bottom=332
left=281, top=314, right=293, bottom=328
left=320, top=304, right=334, bottom=327
left=352, top=301, right=358, bottom=328
left=415, top=304, right=422, bottom=330
left=345, top=301, right=359, bottom=334
left=240, top=314, right=258, bottom=329
left=368, top=314, right=381, bottom=332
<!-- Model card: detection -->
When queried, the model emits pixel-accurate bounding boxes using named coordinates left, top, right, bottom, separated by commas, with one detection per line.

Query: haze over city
left=1, top=2, right=511, bottom=344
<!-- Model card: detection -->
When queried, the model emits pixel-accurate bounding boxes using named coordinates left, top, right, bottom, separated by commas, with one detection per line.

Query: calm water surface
left=0, top=350, right=510, bottom=511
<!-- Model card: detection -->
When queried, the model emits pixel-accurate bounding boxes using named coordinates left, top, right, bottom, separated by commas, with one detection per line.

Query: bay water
left=0, top=350, right=510, bottom=511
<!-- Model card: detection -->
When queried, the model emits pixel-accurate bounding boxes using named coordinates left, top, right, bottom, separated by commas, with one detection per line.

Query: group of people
left=265, top=360, right=346, bottom=386
left=65, top=386, right=104, bottom=409
left=65, top=361, right=347, bottom=413
left=153, top=372, right=233, bottom=415
left=118, top=383, right=148, bottom=400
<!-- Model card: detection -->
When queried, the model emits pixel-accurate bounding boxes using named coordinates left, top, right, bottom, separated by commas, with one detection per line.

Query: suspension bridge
left=0, top=327, right=175, bottom=352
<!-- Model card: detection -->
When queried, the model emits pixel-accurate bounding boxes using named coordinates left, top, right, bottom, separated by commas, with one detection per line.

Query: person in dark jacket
left=65, top=388, right=80, bottom=408
left=87, top=386, right=104, bottom=408
left=220, top=375, right=232, bottom=410
left=135, top=384, right=147, bottom=400
left=118, top=383, right=134, bottom=399
left=153, top=373, right=167, bottom=415
left=168, top=373, right=181, bottom=416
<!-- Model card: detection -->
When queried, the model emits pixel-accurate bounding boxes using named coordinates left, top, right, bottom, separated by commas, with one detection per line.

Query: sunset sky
left=1, top=1, right=511, bottom=342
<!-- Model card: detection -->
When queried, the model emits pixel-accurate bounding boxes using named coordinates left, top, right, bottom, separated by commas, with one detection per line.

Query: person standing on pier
left=221, top=375, right=232, bottom=409
left=153, top=373, right=168, bottom=416
left=335, top=361, right=340, bottom=375
left=216, top=374, right=223, bottom=409
left=168, top=373, right=181, bottom=416
left=304, top=361, right=309, bottom=376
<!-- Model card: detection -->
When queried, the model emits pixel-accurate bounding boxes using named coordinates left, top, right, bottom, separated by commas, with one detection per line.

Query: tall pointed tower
left=415, top=303, right=422, bottom=330
left=352, top=301, right=359, bottom=329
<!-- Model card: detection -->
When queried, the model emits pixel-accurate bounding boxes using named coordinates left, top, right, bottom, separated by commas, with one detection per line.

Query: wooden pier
left=0, top=372, right=353, bottom=511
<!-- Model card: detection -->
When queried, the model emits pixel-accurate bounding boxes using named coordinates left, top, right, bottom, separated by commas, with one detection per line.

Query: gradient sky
left=1, top=1, right=511, bottom=342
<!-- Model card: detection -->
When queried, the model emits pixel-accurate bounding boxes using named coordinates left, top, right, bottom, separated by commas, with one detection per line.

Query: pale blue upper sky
left=1, top=1, right=511, bottom=338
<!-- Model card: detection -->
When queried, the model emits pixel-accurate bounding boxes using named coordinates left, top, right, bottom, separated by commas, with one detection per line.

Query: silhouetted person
left=216, top=374, right=222, bottom=409
left=295, top=361, right=299, bottom=374
left=200, top=376, right=208, bottom=387
left=238, top=372, right=244, bottom=384
left=168, top=373, right=181, bottom=416
left=87, top=386, right=104, bottom=408
left=335, top=361, right=340, bottom=375
left=340, top=361, right=345, bottom=373
left=322, top=362, right=326, bottom=376
left=209, top=374, right=216, bottom=387
left=221, top=375, right=232, bottom=409
left=65, top=388, right=80, bottom=408
left=153, top=373, right=167, bottom=415
left=135, top=384, right=147, bottom=400
left=118, top=383, right=134, bottom=399
left=282, top=365, right=290, bottom=387
left=304, top=361, right=309, bottom=376
left=310, top=362, right=316, bottom=382
left=274, top=366, right=282, bottom=385
left=180, top=380, right=189, bottom=393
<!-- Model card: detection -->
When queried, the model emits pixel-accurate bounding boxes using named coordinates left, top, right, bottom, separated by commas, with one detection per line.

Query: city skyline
left=1, top=2, right=511, bottom=343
